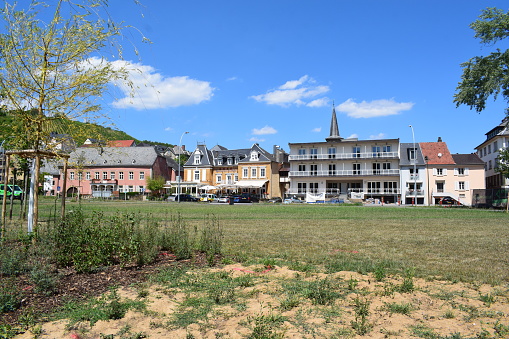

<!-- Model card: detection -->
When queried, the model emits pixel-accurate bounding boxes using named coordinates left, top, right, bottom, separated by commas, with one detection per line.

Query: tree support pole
left=1, top=155, right=10, bottom=239
left=61, top=159, right=68, bottom=220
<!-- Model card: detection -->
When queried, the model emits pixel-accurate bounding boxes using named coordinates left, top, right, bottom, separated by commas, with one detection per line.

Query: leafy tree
left=454, top=7, right=509, bottom=114
left=0, top=0, right=143, bottom=228
left=496, top=147, right=509, bottom=179
left=146, top=176, right=166, bottom=196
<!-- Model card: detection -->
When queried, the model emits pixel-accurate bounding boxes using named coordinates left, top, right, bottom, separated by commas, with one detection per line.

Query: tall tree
left=454, top=7, right=509, bottom=114
left=0, top=0, right=141, bottom=229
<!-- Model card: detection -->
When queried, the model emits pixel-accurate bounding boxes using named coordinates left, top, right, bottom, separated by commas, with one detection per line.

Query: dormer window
left=227, top=157, right=233, bottom=165
left=250, top=151, right=259, bottom=161
left=194, top=154, right=201, bottom=165
left=217, top=158, right=223, bottom=165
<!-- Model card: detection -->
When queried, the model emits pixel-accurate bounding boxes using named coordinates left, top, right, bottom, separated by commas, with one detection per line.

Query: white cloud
left=250, top=137, right=265, bottom=142
left=226, top=76, right=237, bottom=81
left=337, top=98, right=414, bottom=118
left=369, top=133, right=386, bottom=140
left=252, top=126, right=277, bottom=135
left=312, top=127, right=322, bottom=133
left=250, top=75, right=329, bottom=107
left=307, top=98, right=329, bottom=108
left=164, top=127, right=173, bottom=132
left=347, top=133, right=359, bottom=139
left=102, top=59, right=214, bottom=110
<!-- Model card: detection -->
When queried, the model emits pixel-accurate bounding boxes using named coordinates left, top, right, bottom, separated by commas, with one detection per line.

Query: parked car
left=0, top=184, right=12, bottom=199
left=200, top=193, right=217, bottom=202
left=8, top=185, right=23, bottom=200
left=268, top=197, right=282, bottom=203
left=441, top=197, right=459, bottom=205
left=283, top=197, right=305, bottom=204
left=217, top=196, right=230, bottom=203
left=173, top=194, right=199, bottom=202
left=233, top=193, right=259, bottom=203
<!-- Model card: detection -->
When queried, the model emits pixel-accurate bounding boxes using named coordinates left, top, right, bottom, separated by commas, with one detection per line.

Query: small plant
left=306, top=278, right=341, bottom=305
left=351, top=296, right=372, bottom=335
left=374, top=263, right=386, bottom=281
left=397, top=268, right=415, bottom=293
left=410, top=324, right=438, bottom=338
left=30, top=263, right=58, bottom=296
left=494, top=320, right=509, bottom=337
left=347, top=276, right=358, bottom=291
left=247, top=312, right=286, bottom=339
left=443, top=309, right=455, bottom=319
left=287, top=261, right=315, bottom=273
left=0, top=245, right=27, bottom=276
left=479, top=293, right=495, bottom=306
left=198, top=214, right=223, bottom=265
left=383, top=302, right=413, bottom=315
left=0, top=281, right=21, bottom=313
left=279, top=294, right=300, bottom=311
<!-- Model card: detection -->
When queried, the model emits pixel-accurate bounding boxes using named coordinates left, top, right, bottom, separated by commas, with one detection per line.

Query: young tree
left=496, top=148, right=509, bottom=179
left=0, top=0, right=141, bottom=229
left=146, top=176, right=166, bottom=197
left=454, top=7, right=509, bottom=114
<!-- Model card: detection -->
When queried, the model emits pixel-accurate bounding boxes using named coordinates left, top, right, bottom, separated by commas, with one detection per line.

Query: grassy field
left=4, top=198, right=509, bottom=284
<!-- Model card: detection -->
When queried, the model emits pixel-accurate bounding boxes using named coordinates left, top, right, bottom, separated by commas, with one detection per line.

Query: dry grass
left=7, top=199, right=509, bottom=284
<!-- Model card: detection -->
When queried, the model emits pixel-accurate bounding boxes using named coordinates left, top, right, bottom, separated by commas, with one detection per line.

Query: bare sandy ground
left=15, top=264, right=509, bottom=338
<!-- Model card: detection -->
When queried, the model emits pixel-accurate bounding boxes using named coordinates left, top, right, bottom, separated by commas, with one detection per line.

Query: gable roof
left=68, top=146, right=161, bottom=167
left=419, top=142, right=455, bottom=165
left=399, top=143, right=425, bottom=166
left=185, top=144, right=214, bottom=167
left=107, top=140, right=136, bottom=147
left=451, top=153, right=484, bottom=166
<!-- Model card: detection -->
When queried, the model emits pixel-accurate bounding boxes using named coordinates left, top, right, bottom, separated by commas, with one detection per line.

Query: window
left=383, top=145, right=391, bottom=153
left=458, top=181, right=465, bottom=190
left=494, top=141, right=498, bottom=151
left=367, top=181, right=381, bottom=193
left=297, top=183, right=307, bottom=193
left=384, top=181, right=397, bottom=193
left=217, top=158, right=223, bottom=165
left=298, top=149, right=306, bottom=156
left=328, top=147, right=336, bottom=159
left=128, top=185, right=134, bottom=192
left=118, top=185, right=123, bottom=192
left=194, top=154, right=201, bottom=165
left=250, top=151, right=259, bottom=161
left=251, top=168, right=257, bottom=178
left=372, top=163, right=381, bottom=175
left=353, top=146, right=361, bottom=158
left=243, top=168, right=248, bottom=178
left=310, top=164, right=317, bottom=176
left=227, top=158, right=233, bottom=165
left=194, top=170, right=200, bottom=181
left=409, top=148, right=416, bottom=161
left=382, top=163, right=391, bottom=171
left=70, top=172, right=75, bottom=180
left=489, top=160, right=492, bottom=170
left=86, top=172, right=90, bottom=180
left=298, top=164, right=306, bottom=172
left=226, top=174, right=232, bottom=184
left=436, top=168, right=443, bottom=176
left=234, top=173, right=238, bottom=182
left=310, top=148, right=318, bottom=159
left=103, top=171, right=108, bottom=180
left=78, top=172, right=83, bottom=181
left=260, top=167, right=266, bottom=177
left=309, top=183, right=318, bottom=193
left=110, top=172, right=115, bottom=180
left=138, top=186, right=144, bottom=192
left=483, top=147, right=487, bottom=156
left=119, top=172, right=124, bottom=180
left=372, top=146, right=381, bottom=157
left=436, top=181, right=444, bottom=192
left=353, top=163, right=360, bottom=175
left=328, top=164, right=336, bottom=176
left=139, top=172, right=145, bottom=180
left=488, top=145, right=492, bottom=154
left=216, top=174, right=222, bottom=183
left=456, top=168, right=465, bottom=176
left=129, top=172, right=134, bottom=180
left=95, top=172, right=100, bottom=180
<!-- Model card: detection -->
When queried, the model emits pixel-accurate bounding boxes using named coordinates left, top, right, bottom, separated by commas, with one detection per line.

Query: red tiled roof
left=419, top=142, right=455, bottom=164
left=107, top=140, right=136, bottom=147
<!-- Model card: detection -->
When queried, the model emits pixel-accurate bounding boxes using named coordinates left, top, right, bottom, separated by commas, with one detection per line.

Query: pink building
left=51, top=146, right=179, bottom=197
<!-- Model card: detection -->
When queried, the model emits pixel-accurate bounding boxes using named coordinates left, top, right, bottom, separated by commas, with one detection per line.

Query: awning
left=234, top=180, right=267, bottom=188
left=199, top=185, right=217, bottom=191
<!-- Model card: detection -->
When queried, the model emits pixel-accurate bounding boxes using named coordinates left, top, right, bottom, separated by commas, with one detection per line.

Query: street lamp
left=177, top=131, right=189, bottom=203
left=409, top=125, right=417, bottom=206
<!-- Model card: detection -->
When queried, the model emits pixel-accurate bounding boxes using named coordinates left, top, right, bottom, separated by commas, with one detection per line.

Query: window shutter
left=454, top=181, right=459, bottom=190
left=433, top=168, right=437, bottom=176
left=454, top=168, right=458, bottom=175
left=465, top=181, right=470, bottom=190
left=465, top=168, right=469, bottom=175
left=443, top=168, right=448, bottom=175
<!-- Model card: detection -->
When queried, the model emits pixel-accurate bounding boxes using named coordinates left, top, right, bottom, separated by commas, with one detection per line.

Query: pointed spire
left=326, top=102, right=343, bottom=142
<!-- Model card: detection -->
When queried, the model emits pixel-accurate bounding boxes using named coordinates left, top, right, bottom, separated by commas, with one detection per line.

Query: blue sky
left=100, top=0, right=509, bottom=154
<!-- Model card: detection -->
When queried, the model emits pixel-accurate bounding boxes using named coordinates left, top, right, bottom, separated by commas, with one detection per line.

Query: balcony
left=286, top=188, right=401, bottom=195
left=405, top=189, right=425, bottom=197
left=289, top=151, right=399, bottom=161
left=90, top=179, right=118, bottom=184
left=289, top=169, right=400, bottom=177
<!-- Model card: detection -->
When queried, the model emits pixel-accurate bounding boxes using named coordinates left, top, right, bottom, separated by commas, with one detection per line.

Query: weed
left=383, top=302, right=413, bottom=315
left=0, top=280, right=21, bottom=313
left=279, top=294, right=300, bottom=311
left=347, top=276, right=358, bottom=291
left=234, top=274, right=255, bottom=288
left=306, top=278, right=342, bottom=305
left=247, top=312, right=286, bottom=339
left=0, top=245, right=27, bottom=276
left=397, top=268, right=415, bottom=293
left=443, top=309, right=455, bottom=319
left=198, top=214, right=223, bottom=265
left=161, top=213, right=191, bottom=260
left=351, top=296, right=372, bottom=335
left=479, top=293, right=495, bottom=306
left=30, top=263, right=58, bottom=296
left=287, top=261, right=315, bottom=273
left=409, top=324, right=438, bottom=338
left=169, top=296, right=212, bottom=328
left=494, top=320, right=509, bottom=337
left=374, top=263, right=386, bottom=281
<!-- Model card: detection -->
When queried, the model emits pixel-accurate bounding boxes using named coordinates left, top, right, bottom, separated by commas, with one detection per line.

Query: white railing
left=405, top=189, right=425, bottom=196
left=289, top=151, right=399, bottom=161
left=289, top=169, right=400, bottom=177
left=286, top=188, right=401, bottom=195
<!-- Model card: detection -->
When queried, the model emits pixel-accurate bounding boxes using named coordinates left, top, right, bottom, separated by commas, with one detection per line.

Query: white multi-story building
left=475, top=118, right=509, bottom=189
left=399, top=143, right=427, bottom=205
left=288, top=107, right=400, bottom=203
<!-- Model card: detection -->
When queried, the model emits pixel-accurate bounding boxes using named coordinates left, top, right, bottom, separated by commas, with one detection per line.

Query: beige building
left=420, top=141, right=485, bottom=206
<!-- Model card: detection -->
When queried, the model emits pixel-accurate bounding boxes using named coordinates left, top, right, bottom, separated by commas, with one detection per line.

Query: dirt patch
left=6, top=260, right=509, bottom=339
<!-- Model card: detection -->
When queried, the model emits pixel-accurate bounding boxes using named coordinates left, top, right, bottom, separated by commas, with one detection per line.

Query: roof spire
left=326, top=102, right=343, bottom=142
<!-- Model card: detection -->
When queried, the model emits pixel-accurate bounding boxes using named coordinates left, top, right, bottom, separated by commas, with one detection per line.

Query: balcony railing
left=289, top=169, right=400, bottom=177
left=405, top=189, right=425, bottom=196
left=289, top=151, right=399, bottom=161
left=90, top=179, right=118, bottom=184
left=287, top=188, right=401, bottom=195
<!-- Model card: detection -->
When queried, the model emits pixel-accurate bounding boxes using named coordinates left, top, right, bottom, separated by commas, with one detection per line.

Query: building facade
left=399, top=143, right=427, bottom=205
left=288, top=107, right=401, bottom=203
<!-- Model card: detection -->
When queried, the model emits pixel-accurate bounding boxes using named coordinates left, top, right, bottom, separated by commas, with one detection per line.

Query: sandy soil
left=14, top=264, right=509, bottom=339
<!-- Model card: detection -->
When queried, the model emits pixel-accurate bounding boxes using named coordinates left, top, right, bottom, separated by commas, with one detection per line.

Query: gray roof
left=185, top=144, right=213, bottom=167
left=452, top=154, right=484, bottom=166
left=399, top=143, right=425, bottom=166
left=185, top=143, right=275, bottom=167
left=68, top=146, right=161, bottom=167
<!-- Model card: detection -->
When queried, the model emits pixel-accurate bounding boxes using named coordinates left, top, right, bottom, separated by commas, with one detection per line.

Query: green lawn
left=6, top=198, right=509, bottom=284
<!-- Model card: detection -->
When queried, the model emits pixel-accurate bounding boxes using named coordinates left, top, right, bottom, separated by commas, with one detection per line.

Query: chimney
left=437, top=137, right=442, bottom=142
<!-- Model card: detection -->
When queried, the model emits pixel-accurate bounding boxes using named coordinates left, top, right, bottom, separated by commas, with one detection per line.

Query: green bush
left=0, top=281, right=21, bottom=313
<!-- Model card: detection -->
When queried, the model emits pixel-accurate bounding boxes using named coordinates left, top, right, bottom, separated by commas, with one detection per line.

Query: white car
left=283, top=197, right=305, bottom=204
